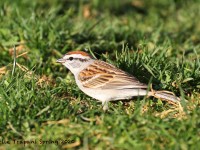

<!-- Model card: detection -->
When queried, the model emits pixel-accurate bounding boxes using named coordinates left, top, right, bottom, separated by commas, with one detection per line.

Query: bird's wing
left=78, top=60, right=147, bottom=89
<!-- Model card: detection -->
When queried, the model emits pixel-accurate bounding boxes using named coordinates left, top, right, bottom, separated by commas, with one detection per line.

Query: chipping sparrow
left=57, top=51, right=180, bottom=110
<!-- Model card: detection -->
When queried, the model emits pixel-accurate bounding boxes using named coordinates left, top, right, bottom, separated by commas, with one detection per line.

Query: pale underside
left=76, top=60, right=148, bottom=106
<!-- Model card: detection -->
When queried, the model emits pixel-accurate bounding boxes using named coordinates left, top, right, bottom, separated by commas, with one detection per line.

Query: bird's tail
left=148, top=89, right=180, bottom=104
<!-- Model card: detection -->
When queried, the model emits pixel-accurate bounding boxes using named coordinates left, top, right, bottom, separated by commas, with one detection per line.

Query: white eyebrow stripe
left=64, top=54, right=91, bottom=59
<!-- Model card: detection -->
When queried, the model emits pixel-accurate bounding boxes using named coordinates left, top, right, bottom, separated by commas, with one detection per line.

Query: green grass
left=0, top=0, right=200, bottom=149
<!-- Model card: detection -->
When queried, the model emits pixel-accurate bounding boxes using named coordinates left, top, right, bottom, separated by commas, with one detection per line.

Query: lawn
left=0, top=0, right=200, bottom=149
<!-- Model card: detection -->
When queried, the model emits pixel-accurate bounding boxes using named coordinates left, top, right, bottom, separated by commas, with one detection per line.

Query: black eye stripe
left=68, top=57, right=73, bottom=61
left=67, top=57, right=89, bottom=62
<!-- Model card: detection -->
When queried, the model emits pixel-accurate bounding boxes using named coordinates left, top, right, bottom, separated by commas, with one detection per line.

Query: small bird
left=57, top=51, right=180, bottom=110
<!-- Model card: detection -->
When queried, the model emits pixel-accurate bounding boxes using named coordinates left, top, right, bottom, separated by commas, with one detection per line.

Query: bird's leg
left=102, top=101, right=109, bottom=111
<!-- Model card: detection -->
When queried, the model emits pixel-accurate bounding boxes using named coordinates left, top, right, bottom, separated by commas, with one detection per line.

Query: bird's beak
left=56, top=58, right=66, bottom=63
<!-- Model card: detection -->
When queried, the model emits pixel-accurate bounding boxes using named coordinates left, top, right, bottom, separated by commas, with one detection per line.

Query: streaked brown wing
left=78, top=60, right=147, bottom=89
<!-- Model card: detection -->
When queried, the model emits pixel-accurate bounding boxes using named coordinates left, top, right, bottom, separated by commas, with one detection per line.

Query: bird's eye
left=69, top=57, right=73, bottom=61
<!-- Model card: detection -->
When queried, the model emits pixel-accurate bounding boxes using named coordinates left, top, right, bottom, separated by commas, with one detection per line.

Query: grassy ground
left=0, top=0, right=200, bottom=149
